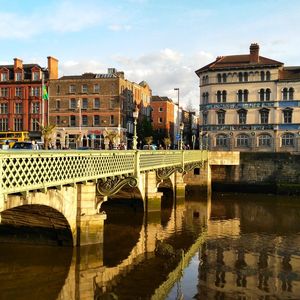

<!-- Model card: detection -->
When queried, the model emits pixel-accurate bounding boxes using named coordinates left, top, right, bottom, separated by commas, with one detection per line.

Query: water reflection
left=1, top=191, right=300, bottom=299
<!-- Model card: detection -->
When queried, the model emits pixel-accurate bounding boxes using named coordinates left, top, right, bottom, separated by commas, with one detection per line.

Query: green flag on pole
left=42, top=85, right=48, bottom=100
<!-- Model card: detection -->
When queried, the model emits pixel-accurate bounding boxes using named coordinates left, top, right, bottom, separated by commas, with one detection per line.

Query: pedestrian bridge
left=0, top=150, right=239, bottom=246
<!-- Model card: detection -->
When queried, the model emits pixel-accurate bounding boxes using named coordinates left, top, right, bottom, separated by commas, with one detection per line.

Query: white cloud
left=108, top=24, right=132, bottom=32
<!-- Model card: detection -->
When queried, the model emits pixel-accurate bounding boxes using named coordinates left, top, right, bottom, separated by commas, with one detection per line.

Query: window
left=222, top=73, right=227, bottom=83
left=237, top=134, right=249, bottom=147
left=283, top=108, right=292, bottom=124
left=202, top=92, right=209, bottom=104
left=282, top=133, right=294, bottom=146
left=244, top=90, right=248, bottom=102
left=217, top=74, right=222, bottom=83
left=259, top=134, right=271, bottom=146
left=202, top=111, right=208, bottom=125
left=56, top=116, right=60, bottom=125
left=266, top=71, right=271, bottom=81
left=69, top=85, right=76, bottom=93
left=259, top=88, right=265, bottom=101
left=216, top=91, right=226, bottom=102
left=260, top=109, right=269, bottom=124
left=70, top=98, right=77, bottom=109
left=82, top=115, right=88, bottom=126
left=16, top=87, right=22, bottom=98
left=217, top=110, right=225, bottom=125
left=56, top=85, right=60, bottom=94
left=282, top=88, right=288, bottom=100
left=94, top=84, right=100, bottom=93
left=30, top=118, right=38, bottom=131
left=261, top=71, right=265, bottom=81
left=289, top=88, right=294, bottom=100
left=238, top=90, right=243, bottom=102
left=56, top=100, right=60, bottom=110
left=110, top=115, right=115, bottom=125
left=0, top=103, right=8, bottom=114
left=31, top=87, right=40, bottom=97
left=14, top=118, right=23, bottom=131
left=110, top=100, right=115, bottom=109
left=222, top=90, right=227, bottom=102
left=82, top=98, right=88, bottom=109
left=32, top=102, right=39, bottom=114
left=1, top=73, right=8, bottom=81
left=0, top=88, right=9, bottom=97
left=216, top=134, right=228, bottom=147
left=94, top=115, right=100, bottom=125
left=0, top=118, right=8, bottom=131
left=15, top=72, right=22, bottom=81
left=238, top=90, right=248, bottom=102
left=217, top=91, right=222, bottom=102
left=159, top=107, right=163, bottom=112
left=238, top=72, right=243, bottom=82
left=70, top=115, right=76, bottom=126
left=244, top=72, right=248, bottom=82
left=82, top=84, right=88, bottom=93
left=158, top=117, right=163, bottom=123
left=33, top=72, right=40, bottom=80
left=238, top=109, right=247, bottom=124
left=15, top=103, right=22, bottom=114
left=266, top=89, right=271, bottom=101
left=94, top=98, right=100, bottom=109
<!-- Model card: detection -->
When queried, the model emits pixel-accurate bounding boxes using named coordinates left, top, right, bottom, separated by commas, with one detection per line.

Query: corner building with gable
left=195, top=43, right=300, bottom=152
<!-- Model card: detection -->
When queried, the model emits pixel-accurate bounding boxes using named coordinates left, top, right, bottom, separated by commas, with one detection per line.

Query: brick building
left=151, top=96, right=175, bottom=146
left=196, top=43, right=300, bottom=152
left=0, top=57, right=58, bottom=139
left=49, top=68, right=152, bottom=149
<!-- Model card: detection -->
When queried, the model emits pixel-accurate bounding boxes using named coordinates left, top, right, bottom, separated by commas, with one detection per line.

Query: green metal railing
left=0, top=150, right=208, bottom=197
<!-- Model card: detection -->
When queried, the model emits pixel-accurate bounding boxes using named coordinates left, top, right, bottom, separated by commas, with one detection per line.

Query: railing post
left=134, top=150, right=140, bottom=178
left=0, top=156, right=4, bottom=212
left=182, top=149, right=185, bottom=169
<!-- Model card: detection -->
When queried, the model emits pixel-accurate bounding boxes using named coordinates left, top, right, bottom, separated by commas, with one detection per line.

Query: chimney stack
left=14, top=58, right=23, bottom=69
left=249, top=43, right=259, bottom=63
left=47, top=56, right=59, bottom=80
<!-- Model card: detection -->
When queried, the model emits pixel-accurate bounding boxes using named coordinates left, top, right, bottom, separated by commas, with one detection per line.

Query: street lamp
left=179, top=122, right=184, bottom=150
left=132, top=109, right=139, bottom=150
left=174, top=88, right=180, bottom=148
left=77, top=99, right=82, bottom=148
left=199, top=130, right=203, bottom=150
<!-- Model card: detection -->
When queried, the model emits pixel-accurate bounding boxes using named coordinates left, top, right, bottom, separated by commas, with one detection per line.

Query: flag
left=42, top=85, right=49, bottom=100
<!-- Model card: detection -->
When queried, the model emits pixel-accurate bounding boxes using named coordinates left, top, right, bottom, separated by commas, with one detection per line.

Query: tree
left=137, top=117, right=153, bottom=143
left=39, top=124, right=56, bottom=150
left=144, top=136, right=153, bottom=149
left=163, top=137, right=172, bottom=149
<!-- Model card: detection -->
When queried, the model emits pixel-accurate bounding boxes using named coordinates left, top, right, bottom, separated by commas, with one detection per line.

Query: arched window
left=259, top=134, right=271, bottom=147
left=282, top=133, right=294, bottom=147
left=260, top=88, right=265, bottom=101
left=260, top=71, right=265, bottom=81
left=266, top=89, right=271, bottom=101
left=217, top=74, right=222, bottom=83
left=244, top=90, right=248, bottom=102
left=238, top=109, right=247, bottom=124
left=56, top=85, right=60, bottom=94
left=216, top=134, right=228, bottom=147
left=202, top=92, right=206, bottom=104
left=289, top=87, right=294, bottom=100
left=260, top=108, right=269, bottom=124
left=244, top=72, right=248, bottom=82
left=238, top=90, right=243, bottom=102
left=266, top=71, right=271, bottom=81
left=217, top=91, right=222, bottom=102
left=237, top=134, right=249, bottom=147
left=202, top=111, right=208, bottom=125
left=222, top=73, right=227, bottom=83
left=282, top=88, right=288, bottom=100
left=222, top=90, right=227, bottom=102
left=238, top=72, right=243, bottom=82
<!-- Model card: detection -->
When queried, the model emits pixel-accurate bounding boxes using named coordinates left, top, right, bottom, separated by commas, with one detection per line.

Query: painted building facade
left=196, top=44, right=300, bottom=152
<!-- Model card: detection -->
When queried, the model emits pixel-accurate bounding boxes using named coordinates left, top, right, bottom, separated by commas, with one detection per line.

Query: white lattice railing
left=0, top=150, right=207, bottom=196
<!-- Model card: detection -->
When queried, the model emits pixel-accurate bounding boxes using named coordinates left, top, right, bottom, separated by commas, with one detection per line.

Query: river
left=0, top=190, right=300, bottom=299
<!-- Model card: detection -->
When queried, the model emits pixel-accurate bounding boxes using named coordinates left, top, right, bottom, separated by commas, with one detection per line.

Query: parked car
left=142, top=144, right=157, bottom=150
left=12, top=141, right=39, bottom=150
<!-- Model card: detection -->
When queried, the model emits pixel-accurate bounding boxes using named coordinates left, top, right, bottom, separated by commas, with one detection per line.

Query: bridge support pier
left=144, top=171, right=162, bottom=211
left=175, top=172, right=186, bottom=200
left=77, top=183, right=106, bottom=246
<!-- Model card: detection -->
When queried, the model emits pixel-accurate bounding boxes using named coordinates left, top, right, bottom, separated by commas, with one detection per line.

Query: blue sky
left=1, top=0, right=300, bottom=109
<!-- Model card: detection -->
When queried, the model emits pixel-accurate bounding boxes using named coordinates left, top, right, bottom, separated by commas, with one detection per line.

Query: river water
left=0, top=190, right=300, bottom=299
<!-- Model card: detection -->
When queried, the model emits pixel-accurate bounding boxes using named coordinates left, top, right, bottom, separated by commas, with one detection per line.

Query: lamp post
left=199, top=130, right=203, bottom=150
left=132, top=109, right=139, bottom=150
left=77, top=99, right=82, bottom=148
left=174, top=88, right=180, bottom=149
left=179, top=122, right=184, bottom=150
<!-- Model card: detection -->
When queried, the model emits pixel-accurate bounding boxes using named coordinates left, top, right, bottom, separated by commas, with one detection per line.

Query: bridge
left=0, top=150, right=239, bottom=246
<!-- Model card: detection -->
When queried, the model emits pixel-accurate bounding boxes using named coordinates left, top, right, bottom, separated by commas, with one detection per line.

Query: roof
left=0, top=63, right=48, bottom=80
left=151, top=96, right=174, bottom=103
left=59, top=72, right=118, bottom=80
left=196, top=54, right=283, bottom=74
left=279, top=67, right=300, bottom=81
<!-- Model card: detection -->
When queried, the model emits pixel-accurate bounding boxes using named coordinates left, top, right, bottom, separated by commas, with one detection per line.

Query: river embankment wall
left=211, top=152, right=300, bottom=194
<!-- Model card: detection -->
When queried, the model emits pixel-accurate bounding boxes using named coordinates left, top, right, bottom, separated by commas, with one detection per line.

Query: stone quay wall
left=211, top=152, right=300, bottom=194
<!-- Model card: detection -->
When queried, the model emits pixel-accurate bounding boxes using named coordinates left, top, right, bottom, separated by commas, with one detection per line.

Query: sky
left=1, top=0, right=300, bottom=110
